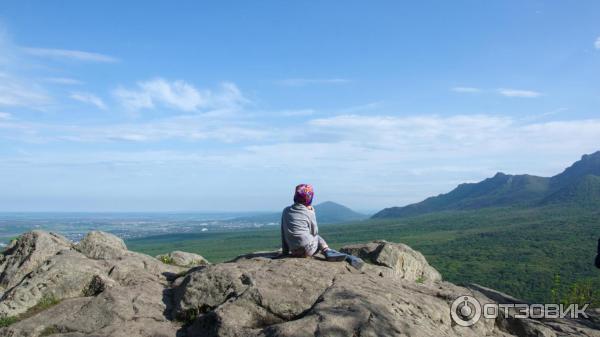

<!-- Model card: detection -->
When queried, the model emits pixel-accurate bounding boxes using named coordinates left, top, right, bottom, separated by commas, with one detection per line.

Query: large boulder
left=0, top=249, right=111, bottom=318
left=340, top=240, right=442, bottom=283
left=0, top=230, right=188, bottom=337
left=173, top=254, right=502, bottom=337
left=0, top=283, right=181, bottom=337
left=0, top=231, right=72, bottom=290
left=75, top=231, right=127, bottom=260
left=157, top=251, right=210, bottom=268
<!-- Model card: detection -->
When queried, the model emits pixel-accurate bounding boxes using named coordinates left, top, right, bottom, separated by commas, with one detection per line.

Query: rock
left=1, top=284, right=180, bottom=337
left=174, top=254, right=503, bottom=337
left=157, top=251, right=210, bottom=267
left=75, top=231, right=127, bottom=260
left=468, top=284, right=600, bottom=337
left=340, top=240, right=442, bottom=283
left=2, top=232, right=598, bottom=337
left=0, top=230, right=187, bottom=337
left=0, top=231, right=72, bottom=289
left=0, top=249, right=109, bottom=318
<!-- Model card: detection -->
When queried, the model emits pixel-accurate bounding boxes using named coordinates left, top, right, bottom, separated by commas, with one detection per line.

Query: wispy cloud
left=451, top=86, right=482, bottom=93
left=113, top=78, right=248, bottom=112
left=497, top=88, right=542, bottom=98
left=21, top=47, right=118, bottom=63
left=1, top=114, right=267, bottom=144
left=452, top=86, right=542, bottom=98
left=43, top=77, right=83, bottom=85
left=3, top=112, right=600, bottom=209
left=276, top=78, right=351, bottom=87
left=595, top=36, right=600, bottom=49
left=70, top=92, right=106, bottom=110
left=0, top=112, right=11, bottom=120
left=0, top=73, right=51, bottom=108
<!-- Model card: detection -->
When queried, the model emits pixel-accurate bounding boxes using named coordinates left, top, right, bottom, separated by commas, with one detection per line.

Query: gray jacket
left=280, top=203, right=318, bottom=253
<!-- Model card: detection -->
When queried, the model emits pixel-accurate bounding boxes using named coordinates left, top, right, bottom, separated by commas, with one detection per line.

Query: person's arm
left=306, top=207, right=318, bottom=236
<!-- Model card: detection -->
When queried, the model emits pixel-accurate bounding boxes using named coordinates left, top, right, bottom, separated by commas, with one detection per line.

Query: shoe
left=323, top=249, right=347, bottom=262
left=346, top=255, right=365, bottom=270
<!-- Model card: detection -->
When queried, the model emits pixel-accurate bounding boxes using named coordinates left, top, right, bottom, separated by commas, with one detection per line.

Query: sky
left=0, top=1, right=599, bottom=212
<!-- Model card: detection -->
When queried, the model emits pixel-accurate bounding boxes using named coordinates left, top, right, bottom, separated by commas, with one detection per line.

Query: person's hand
left=307, top=205, right=314, bottom=211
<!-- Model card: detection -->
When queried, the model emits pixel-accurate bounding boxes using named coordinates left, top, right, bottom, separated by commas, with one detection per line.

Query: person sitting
left=280, top=184, right=363, bottom=270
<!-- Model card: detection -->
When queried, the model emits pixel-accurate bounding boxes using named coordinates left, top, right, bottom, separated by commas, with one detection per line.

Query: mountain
left=313, top=201, right=366, bottom=223
left=234, top=201, right=365, bottom=225
left=542, top=174, right=600, bottom=207
left=373, top=151, right=600, bottom=219
left=2, top=230, right=598, bottom=336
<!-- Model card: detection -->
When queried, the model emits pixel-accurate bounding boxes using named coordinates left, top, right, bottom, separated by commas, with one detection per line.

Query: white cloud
left=451, top=86, right=482, bottom=93
left=21, top=47, right=118, bottom=63
left=112, top=86, right=154, bottom=111
left=0, top=73, right=51, bottom=108
left=595, top=36, right=600, bottom=49
left=113, top=78, right=247, bottom=112
left=43, top=77, right=83, bottom=85
left=70, top=92, right=106, bottom=110
left=276, top=78, right=351, bottom=86
left=0, top=112, right=11, bottom=120
left=497, top=88, right=542, bottom=98
left=3, top=112, right=600, bottom=209
left=452, top=87, right=543, bottom=98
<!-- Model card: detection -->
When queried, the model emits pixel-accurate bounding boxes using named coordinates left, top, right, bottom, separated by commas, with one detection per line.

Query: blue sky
left=0, top=1, right=599, bottom=212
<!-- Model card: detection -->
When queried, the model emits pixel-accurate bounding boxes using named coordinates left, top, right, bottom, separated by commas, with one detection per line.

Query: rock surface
left=340, top=240, right=442, bottom=283
left=75, top=231, right=127, bottom=260
left=0, top=230, right=183, bottom=337
left=157, top=251, right=210, bottom=268
left=0, top=231, right=72, bottom=290
left=1, top=231, right=599, bottom=337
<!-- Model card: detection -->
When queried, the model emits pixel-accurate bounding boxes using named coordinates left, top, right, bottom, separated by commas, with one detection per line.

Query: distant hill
left=233, top=201, right=365, bottom=225
left=373, top=151, right=600, bottom=219
left=313, top=201, right=367, bottom=223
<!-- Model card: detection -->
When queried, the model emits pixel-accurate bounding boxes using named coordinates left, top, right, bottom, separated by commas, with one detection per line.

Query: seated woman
left=280, top=184, right=362, bottom=268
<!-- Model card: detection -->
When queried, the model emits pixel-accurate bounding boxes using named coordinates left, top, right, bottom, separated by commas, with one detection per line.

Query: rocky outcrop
left=340, top=240, right=442, bottom=283
left=0, top=231, right=72, bottom=290
left=0, top=231, right=184, bottom=337
left=157, top=251, right=210, bottom=268
left=1, top=231, right=599, bottom=337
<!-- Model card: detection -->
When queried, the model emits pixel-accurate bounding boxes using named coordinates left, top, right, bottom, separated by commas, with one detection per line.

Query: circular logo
left=450, top=295, right=482, bottom=327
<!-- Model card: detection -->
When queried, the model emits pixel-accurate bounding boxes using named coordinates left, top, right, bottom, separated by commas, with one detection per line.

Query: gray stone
left=75, top=231, right=127, bottom=260
left=175, top=255, right=503, bottom=337
left=0, top=249, right=109, bottom=318
left=0, top=231, right=72, bottom=289
left=340, top=240, right=442, bottom=283
left=157, top=251, right=210, bottom=267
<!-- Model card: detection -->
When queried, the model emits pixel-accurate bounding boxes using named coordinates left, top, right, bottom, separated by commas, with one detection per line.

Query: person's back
left=280, top=184, right=356, bottom=266
left=281, top=203, right=318, bottom=253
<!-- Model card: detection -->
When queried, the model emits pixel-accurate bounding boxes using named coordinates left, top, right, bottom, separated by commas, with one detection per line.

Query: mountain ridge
left=373, top=151, right=600, bottom=219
